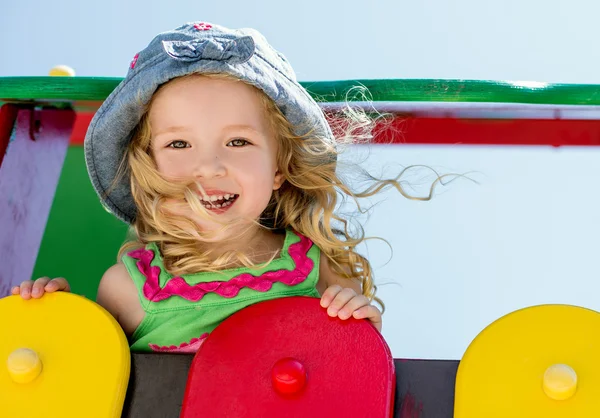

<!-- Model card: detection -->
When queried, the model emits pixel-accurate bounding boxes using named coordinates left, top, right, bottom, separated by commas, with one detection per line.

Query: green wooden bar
left=4, top=77, right=600, bottom=106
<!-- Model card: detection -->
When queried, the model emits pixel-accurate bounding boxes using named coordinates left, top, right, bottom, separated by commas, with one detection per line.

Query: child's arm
left=96, top=263, right=145, bottom=337
left=11, top=277, right=70, bottom=299
left=318, top=254, right=383, bottom=332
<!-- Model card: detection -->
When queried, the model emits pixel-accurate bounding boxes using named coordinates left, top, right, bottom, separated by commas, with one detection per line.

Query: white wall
left=347, top=145, right=600, bottom=359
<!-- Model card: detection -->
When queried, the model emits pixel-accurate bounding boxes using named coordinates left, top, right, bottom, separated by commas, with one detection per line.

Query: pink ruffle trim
left=149, top=333, right=209, bottom=353
left=128, top=232, right=314, bottom=302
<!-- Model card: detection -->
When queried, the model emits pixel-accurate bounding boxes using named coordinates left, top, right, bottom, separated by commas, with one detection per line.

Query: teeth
left=199, top=193, right=237, bottom=204
left=201, top=200, right=232, bottom=209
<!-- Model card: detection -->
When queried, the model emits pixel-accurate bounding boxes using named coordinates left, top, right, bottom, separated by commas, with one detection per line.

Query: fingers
left=353, top=305, right=383, bottom=332
left=12, top=277, right=71, bottom=300
left=320, top=285, right=359, bottom=317
left=320, top=285, right=382, bottom=332
left=44, top=277, right=70, bottom=293
left=319, top=284, right=343, bottom=308
left=320, top=285, right=370, bottom=319
left=31, top=277, right=51, bottom=298
left=15, top=280, right=35, bottom=299
left=337, top=294, right=372, bottom=320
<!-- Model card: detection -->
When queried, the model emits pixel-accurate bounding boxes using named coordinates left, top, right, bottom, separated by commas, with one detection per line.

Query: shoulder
left=98, top=263, right=134, bottom=291
left=97, top=263, right=145, bottom=336
left=317, top=252, right=362, bottom=295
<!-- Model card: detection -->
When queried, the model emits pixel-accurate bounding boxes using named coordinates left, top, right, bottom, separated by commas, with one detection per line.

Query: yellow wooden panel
left=455, top=305, right=600, bottom=418
left=0, top=293, right=130, bottom=417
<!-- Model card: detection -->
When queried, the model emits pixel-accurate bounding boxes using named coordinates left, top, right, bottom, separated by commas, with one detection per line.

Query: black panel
left=121, top=355, right=459, bottom=417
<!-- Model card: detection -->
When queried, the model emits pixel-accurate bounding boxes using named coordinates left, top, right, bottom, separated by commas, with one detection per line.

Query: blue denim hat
left=84, top=21, right=334, bottom=224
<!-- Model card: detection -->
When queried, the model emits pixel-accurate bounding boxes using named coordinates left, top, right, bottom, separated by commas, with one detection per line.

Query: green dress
left=121, top=229, right=320, bottom=352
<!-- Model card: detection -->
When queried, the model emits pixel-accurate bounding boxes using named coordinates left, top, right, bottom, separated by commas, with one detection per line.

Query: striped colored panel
left=1, top=109, right=74, bottom=295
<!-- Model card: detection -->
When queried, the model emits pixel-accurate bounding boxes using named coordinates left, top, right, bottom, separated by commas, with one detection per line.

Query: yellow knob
left=543, top=364, right=577, bottom=400
left=7, top=348, right=43, bottom=384
left=48, top=65, right=75, bottom=77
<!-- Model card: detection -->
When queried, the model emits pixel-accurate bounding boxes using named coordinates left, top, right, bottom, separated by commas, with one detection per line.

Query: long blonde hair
left=118, top=73, right=447, bottom=310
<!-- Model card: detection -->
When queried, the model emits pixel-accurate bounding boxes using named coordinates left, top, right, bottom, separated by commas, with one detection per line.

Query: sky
left=3, top=0, right=600, bottom=83
left=3, top=0, right=600, bottom=359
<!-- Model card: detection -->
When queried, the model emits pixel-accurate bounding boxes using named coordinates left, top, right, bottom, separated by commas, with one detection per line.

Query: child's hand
left=11, top=277, right=71, bottom=300
left=320, top=285, right=382, bottom=332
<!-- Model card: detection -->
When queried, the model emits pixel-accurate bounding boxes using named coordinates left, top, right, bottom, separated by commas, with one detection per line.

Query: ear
left=272, top=169, right=285, bottom=191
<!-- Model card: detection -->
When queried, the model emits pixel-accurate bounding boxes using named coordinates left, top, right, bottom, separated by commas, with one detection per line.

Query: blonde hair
left=118, top=73, right=448, bottom=311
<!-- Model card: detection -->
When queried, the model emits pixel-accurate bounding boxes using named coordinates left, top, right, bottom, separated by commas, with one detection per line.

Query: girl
left=12, top=21, right=409, bottom=352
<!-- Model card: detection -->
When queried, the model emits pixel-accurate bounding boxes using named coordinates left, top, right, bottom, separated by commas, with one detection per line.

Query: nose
left=192, top=150, right=227, bottom=179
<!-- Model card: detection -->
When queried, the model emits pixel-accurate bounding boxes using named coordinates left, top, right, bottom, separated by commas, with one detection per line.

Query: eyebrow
left=221, top=124, right=262, bottom=135
left=154, top=124, right=262, bottom=138
left=153, top=126, right=190, bottom=138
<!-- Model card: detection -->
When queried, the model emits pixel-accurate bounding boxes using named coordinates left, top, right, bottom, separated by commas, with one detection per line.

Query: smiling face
left=148, top=75, right=284, bottom=234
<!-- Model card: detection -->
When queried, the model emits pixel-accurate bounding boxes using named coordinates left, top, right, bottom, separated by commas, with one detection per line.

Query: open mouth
left=199, top=193, right=239, bottom=212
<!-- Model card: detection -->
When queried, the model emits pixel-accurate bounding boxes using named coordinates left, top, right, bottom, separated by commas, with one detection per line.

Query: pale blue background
left=2, top=0, right=599, bottom=359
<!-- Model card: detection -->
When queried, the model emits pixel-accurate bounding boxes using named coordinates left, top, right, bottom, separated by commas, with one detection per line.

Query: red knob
left=271, top=358, right=307, bottom=395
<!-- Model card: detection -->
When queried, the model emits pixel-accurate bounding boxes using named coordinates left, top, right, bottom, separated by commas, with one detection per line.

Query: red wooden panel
left=0, top=104, right=20, bottom=168
left=181, top=297, right=395, bottom=418
left=70, top=112, right=93, bottom=146
left=373, top=117, right=600, bottom=147
left=69, top=112, right=600, bottom=147
left=0, top=109, right=75, bottom=296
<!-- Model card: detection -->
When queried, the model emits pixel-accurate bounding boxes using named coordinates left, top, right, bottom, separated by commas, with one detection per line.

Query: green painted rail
left=3, top=77, right=600, bottom=106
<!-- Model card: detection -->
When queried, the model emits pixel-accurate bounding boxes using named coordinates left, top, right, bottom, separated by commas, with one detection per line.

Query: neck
left=197, top=225, right=279, bottom=266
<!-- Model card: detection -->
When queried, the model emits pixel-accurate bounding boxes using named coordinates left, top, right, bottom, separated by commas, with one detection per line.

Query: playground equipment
left=2, top=77, right=600, bottom=416
left=2, top=292, right=599, bottom=417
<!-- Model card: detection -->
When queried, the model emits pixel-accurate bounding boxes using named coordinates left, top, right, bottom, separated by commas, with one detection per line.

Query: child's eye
left=168, top=140, right=190, bottom=149
left=227, top=138, right=250, bottom=147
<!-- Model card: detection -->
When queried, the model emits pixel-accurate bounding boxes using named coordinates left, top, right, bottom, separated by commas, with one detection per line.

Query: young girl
left=12, top=21, right=400, bottom=352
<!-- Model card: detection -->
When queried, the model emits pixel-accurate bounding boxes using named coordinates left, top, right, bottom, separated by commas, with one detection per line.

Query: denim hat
left=84, top=21, right=334, bottom=224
